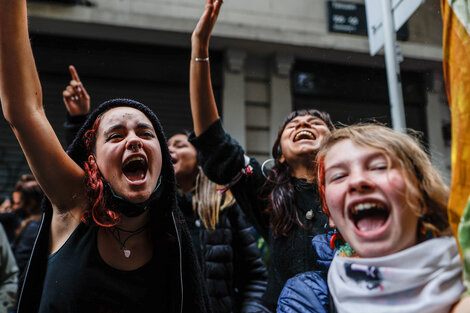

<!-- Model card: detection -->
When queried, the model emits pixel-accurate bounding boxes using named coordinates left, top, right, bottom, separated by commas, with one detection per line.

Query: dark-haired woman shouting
left=188, top=1, right=335, bottom=310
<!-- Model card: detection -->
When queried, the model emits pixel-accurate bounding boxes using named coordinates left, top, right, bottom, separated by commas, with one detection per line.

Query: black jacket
left=178, top=192, right=268, bottom=313
left=189, top=119, right=331, bottom=311
left=17, top=99, right=211, bottom=313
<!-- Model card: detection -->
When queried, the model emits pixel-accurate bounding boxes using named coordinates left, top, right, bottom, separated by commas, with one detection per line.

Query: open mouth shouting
left=122, top=155, right=148, bottom=183
left=293, top=129, right=317, bottom=142
left=348, top=201, right=390, bottom=236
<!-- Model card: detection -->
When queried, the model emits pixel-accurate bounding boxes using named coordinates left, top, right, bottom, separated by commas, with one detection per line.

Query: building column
left=222, top=48, right=247, bottom=148
left=269, top=53, right=294, bottom=149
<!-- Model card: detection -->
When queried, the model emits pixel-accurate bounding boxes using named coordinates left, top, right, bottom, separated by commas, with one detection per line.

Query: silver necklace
left=108, top=224, right=148, bottom=258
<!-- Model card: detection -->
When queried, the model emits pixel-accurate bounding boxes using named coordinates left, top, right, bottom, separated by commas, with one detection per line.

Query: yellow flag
left=442, top=0, right=470, bottom=253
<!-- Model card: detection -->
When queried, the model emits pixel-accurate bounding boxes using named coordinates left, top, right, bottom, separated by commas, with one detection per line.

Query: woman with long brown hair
left=188, top=1, right=335, bottom=310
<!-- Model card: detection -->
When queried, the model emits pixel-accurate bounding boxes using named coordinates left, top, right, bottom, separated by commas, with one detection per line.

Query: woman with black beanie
left=0, top=1, right=210, bottom=312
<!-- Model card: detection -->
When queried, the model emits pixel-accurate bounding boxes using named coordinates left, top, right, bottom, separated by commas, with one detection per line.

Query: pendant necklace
left=108, top=224, right=149, bottom=258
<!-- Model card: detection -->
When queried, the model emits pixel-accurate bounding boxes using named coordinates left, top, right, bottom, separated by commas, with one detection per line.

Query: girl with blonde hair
left=278, top=124, right=463, bottom=313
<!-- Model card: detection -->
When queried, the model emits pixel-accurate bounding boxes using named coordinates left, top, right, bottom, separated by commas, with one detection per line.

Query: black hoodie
left=17, top=99, right=211, bottom=313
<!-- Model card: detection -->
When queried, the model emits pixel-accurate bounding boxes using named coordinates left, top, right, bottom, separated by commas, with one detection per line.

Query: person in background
left=11, top=179, right=44, bottom=278
left=0, top=175, right=36, bottom=243
left=169, top=133, right=269, bottom=313
left=10, top=175, right=35, bottom=213
left=188, top=1, right=335, bottom=310
left=0, top=224, right=18, bottom=313
left=278, top=124, right=463, bottom=313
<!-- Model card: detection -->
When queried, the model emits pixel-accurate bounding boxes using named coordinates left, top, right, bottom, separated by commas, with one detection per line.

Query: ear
left=279, top=154, right=285, bottom=164
left=88, top=154, right=96, bottom=165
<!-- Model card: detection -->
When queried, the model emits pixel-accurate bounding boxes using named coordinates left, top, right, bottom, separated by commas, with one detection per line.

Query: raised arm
left=190, top=0, right=223, bottom=136
left=188, top=1, right=273, bottom=236
left=0, top=0, right=86, bottom=212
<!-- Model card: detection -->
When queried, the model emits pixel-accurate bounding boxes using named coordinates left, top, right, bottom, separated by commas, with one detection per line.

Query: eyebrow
left=169, top=139, right=181, bottom=144
left=136, top=123, right=154, bottom=131
left=103, top=124, right=125, bottom=137
left=289, top=117, right=322, bottom=124
left=103, top=123, right=154, bottom=137
left=325, top=151, right=386, bottom=172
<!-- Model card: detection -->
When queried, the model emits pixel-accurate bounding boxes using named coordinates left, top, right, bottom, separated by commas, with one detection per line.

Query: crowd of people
left=0, top=0, right=468, bottom=312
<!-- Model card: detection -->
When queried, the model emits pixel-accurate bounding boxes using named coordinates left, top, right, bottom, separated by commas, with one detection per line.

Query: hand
left=191, top=0, right=223, bottom=57
left=451, top=295, right=470, bottom=313
left=62, top=65, right=90, bottom=116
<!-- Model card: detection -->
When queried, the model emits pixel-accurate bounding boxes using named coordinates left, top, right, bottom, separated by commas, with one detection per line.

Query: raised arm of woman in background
left=190, top=0, right=222, bottom=136
left=188, top=0, right=271, bottom=239
left=0, top=0, right=87, bottom=237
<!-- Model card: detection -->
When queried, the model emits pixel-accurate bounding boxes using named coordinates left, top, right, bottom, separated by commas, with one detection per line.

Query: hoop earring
left=331, top=230, right=358, bottom=257
left=261, top=158, right=275, bottom=179
left=420, top=225, right=437, bottom=240
left=330, top=229, right=344, bottom=250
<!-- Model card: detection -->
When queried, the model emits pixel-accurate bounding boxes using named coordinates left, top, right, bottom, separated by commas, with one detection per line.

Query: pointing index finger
left=69, top=65, right=80, bottom=82
left=213, top=0, right=223, bottom=18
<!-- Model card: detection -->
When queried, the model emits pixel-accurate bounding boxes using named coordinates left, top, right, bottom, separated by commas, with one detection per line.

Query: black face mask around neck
left=103, top=176, right=163, bottom=217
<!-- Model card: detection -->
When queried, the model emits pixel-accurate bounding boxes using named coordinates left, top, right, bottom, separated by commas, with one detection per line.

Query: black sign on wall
left=328, top=1, right=368, bottom=35
left=327, top=1, right=409, bottom=40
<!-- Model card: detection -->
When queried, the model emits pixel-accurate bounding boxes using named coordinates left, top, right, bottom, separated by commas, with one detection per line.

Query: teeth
left=351, top=202, right=385, bottom=214
left=123, top=156, right=145, bottom=167
left=294, top=130, right=315, bottom=141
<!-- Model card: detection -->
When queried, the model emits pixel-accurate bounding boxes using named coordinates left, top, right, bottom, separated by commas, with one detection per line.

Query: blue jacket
left=277, top=232, right=335, bottom=313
